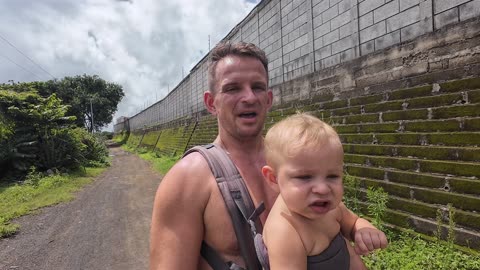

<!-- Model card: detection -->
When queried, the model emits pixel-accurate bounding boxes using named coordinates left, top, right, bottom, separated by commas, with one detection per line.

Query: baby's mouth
left=309, top=201, right=330, bottom=214
left=312, top=201, right=328, bottom=207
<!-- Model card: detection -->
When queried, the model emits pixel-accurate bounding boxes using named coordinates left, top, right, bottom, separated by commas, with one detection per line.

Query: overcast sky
left=0, top=0, right=260, bottom=130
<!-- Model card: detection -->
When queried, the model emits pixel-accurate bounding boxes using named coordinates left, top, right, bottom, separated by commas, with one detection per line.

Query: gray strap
left=183, top=144, right=262, bottom=270
left=200, top=241, right=231, bottom=270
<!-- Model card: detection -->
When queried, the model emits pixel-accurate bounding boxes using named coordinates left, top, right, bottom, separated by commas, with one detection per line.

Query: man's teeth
left=240, top=112, right=256, bottom=117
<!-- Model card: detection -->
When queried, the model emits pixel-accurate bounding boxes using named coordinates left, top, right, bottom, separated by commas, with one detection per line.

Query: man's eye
left=252, top=85, right=266, bottom=91
left=224, top=87, right=238, bottom=92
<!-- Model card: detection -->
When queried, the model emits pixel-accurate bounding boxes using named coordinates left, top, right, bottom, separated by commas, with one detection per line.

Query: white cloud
left=0, top=0, right=259, bottom=130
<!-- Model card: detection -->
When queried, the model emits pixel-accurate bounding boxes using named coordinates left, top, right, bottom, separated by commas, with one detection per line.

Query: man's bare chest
left=201, top=171, right=273, bottom=256
left=203, top=185, right=243, bottom=265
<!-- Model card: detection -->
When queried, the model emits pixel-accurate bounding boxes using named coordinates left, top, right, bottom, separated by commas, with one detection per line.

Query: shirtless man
left=149, top=42, right=367, bottom=269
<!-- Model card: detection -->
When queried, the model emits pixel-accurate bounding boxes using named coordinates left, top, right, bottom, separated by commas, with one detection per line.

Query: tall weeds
left=342, top=175, right=480, bottom=269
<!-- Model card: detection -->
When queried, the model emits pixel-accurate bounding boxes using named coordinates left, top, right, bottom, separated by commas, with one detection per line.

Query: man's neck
left=213, top=133, right=264, bottom=159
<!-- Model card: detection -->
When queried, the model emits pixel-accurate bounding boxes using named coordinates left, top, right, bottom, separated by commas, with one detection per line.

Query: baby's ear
left=262, top=165, right=279, bottom=192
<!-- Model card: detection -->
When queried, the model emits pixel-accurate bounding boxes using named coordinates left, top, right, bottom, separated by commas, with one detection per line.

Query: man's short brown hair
left=208, top=41, right=268, bottom=94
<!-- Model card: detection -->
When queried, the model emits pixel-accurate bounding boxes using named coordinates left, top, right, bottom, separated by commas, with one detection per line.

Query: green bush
left=343, top=174, right=361, bottom=214
left=0, top=86, right=109, bottom=182
left=366, top=186, right=389, bottom=231
left=99, top=131, right=114, bottom=140
left=70, top=128, right=109, bottom=167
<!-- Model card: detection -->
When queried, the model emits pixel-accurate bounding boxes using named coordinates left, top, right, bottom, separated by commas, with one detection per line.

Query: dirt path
left=0, top=147, right=162, bottom=270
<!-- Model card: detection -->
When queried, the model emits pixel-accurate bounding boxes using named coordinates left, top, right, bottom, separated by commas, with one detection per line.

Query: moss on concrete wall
left=125, top=76, right=480, bottom=250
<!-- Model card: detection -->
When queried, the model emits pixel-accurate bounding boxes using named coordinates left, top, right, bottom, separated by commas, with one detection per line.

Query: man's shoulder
left=154, top=150, right=215, bottom=213
left=153, top=151, right=212, bottom=194
left=162, top=150, right=214, bottom=188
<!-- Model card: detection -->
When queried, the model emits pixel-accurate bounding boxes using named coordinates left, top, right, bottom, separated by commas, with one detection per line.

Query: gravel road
left=0, top=147, right=162, bottom=270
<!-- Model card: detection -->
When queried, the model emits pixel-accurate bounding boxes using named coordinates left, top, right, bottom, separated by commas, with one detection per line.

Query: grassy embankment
left=121, top=144, right=179, bottom=175
left=0, top=167, right=107, bottom=237
left=121, top=144, right=480, bottom=269
left=344, top=176, right=480, bottom=270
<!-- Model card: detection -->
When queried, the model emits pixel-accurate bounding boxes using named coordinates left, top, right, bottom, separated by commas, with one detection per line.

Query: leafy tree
left=0, top=82, right=111, bottom=182
left=37, top=75, right=125, bottom=133
left=0, top=89, right=79, bottom=179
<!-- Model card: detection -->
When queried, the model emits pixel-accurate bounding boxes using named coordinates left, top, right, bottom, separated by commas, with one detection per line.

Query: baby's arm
left=351, top=218, right=388, bottom=255
left=339, top=203, right=388, bottom=255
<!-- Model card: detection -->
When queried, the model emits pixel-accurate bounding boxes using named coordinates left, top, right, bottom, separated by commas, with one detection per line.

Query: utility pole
left=90, top=98, right=94, bottom=133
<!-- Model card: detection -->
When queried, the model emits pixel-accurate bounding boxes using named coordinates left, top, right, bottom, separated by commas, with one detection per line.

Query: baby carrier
left=183, top=144, right=269, bottom=270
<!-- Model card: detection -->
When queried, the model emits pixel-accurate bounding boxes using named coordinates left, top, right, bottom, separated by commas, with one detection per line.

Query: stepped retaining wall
left=120, top=12, right=480, bottom=250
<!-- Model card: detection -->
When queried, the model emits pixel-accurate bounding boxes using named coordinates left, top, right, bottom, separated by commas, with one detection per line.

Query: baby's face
left=275, top=141, right=344, bottom=220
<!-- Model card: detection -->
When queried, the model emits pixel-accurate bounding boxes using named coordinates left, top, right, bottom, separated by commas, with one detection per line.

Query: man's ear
left=262, top=165, right=279, bottom=192
left=266, top=89, right=273, bottom=109
left=204, top=91, right=216, bottom=115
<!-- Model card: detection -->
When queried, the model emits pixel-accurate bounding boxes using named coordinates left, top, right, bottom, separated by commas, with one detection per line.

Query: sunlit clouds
left=0, top=0, right=259, bottom=129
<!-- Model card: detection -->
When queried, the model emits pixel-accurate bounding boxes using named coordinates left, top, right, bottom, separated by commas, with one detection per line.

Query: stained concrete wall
left=115, top=0, right=480, bottom=132
left=116, top=0, right=480, bottom=251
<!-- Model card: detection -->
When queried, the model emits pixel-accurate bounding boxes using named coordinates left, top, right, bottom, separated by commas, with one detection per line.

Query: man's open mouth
left=239, top=112, right=257, bottom=118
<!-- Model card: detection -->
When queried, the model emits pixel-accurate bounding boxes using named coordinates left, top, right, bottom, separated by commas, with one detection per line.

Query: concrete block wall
left=263, top=18, right=480, bottom=249
left=280, top=0, right=313, bottom=81
left=313, top=0, right=358, bottom=70
left=242, top=12, right=260, bottom=45
left=119, top=0, right=480, bottom=132
left=127, top=57, right=209, bottom=131
left=434, top=0, right=480, bottom=29
left=126, top=76, right=480, bottom=250
left=129, top=117, right=198, bottom=157
left=118, top=3, right=480, bottom=250
left=122, top=17, right=480, bottom=250
left=259, top=0, right=284, bottom=85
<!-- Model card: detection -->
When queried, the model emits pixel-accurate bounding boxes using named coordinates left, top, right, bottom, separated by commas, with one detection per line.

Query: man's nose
left=241, top=87, right=257, bottom=103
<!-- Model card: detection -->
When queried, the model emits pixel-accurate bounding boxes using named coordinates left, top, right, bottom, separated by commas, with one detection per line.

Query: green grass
left=138, top=152, right=179, bottom=175
left=121, top=144, right=135, bottom=152
left=0, top=167, right=107, bottom=237
left=121, top=145, right=179, bottom=174
left=343, top=175, right=480, bottom=269
left=364, top=230, right=480, bottom=270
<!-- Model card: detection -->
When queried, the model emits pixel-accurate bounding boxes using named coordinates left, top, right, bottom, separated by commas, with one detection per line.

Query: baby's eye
left=327, top=174, right=340, bottom=181
left=295, top=175, right=312, bottom=180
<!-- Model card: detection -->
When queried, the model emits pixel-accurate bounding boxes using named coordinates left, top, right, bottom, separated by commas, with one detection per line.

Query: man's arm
left=149, top=153, right=212, bottom=270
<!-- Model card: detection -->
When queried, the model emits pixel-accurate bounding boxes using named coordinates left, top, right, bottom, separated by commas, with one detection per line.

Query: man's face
left=205, top=55, right=272, bottom=140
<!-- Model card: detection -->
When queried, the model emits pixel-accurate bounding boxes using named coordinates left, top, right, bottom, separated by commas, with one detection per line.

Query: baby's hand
left=353, top=228, right=388, bottom=255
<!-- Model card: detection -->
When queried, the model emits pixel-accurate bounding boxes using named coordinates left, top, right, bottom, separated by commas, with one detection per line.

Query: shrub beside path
left=0, top=147, right=162, bottom=269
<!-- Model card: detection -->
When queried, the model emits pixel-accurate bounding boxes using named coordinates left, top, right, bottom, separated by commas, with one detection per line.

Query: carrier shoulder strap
left=183, top=144, right=263, bottom=270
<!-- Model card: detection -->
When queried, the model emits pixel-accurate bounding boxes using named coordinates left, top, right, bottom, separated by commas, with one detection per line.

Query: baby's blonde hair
left=264, top=113, right=342, bottom=168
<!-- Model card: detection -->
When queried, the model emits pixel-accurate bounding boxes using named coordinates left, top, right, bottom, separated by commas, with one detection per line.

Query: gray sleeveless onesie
left=255, top=232, right=350, bottom=270
left=306, top=233, right=350, bottom=270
